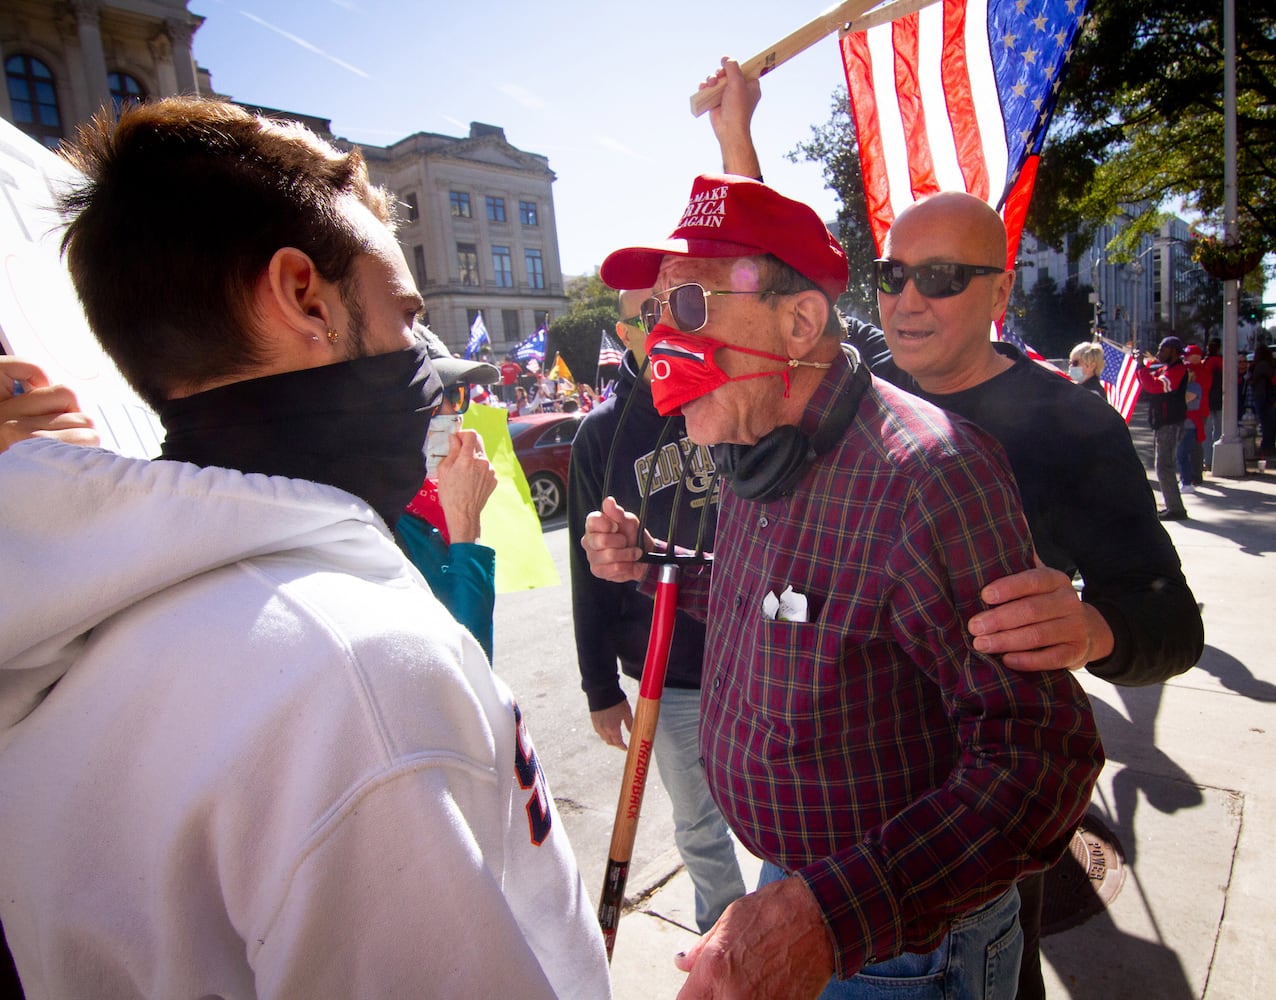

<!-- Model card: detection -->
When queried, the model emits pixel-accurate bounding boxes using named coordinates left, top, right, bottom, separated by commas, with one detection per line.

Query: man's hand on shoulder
left=968, top=562, right=1115, bottom=673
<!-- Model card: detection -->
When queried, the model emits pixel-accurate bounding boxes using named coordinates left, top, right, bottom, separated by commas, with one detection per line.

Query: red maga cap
left=600, top=174, right=848, bottom=302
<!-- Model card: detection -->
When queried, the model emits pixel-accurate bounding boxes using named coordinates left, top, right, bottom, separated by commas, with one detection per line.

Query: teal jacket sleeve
left=394, top=513, right=496, bottom=663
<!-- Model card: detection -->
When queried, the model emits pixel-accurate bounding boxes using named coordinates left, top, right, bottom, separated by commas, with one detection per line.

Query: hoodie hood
left=0, top=439, right=407, bottom=731
left=611, top=350, right=646, bottom=406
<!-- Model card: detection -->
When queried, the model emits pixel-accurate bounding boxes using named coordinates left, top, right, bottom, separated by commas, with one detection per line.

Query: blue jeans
left=1176, top=419, right=1202, bottom=486
left=653, top=687, right=745, bottom=931
left=758, top=862, right=1022, bottom=999
left=1204, top=409, right=1222, bottom=469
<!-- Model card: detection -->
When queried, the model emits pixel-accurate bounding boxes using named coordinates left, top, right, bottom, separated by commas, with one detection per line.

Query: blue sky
left=188, top=1, right=1272, bottom=308
left=188, top=0, right=848, bottom=278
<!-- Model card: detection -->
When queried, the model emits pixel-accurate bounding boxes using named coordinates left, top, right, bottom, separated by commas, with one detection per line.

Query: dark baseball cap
left=415, top=324, right=499, bottom=386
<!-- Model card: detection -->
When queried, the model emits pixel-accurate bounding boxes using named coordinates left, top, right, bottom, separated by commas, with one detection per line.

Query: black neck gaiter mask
left=158, top=341, right=443, bottom=529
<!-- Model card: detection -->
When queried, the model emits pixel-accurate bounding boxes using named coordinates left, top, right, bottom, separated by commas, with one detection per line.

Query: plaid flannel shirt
left=679, top=351, right=1102, bottom=977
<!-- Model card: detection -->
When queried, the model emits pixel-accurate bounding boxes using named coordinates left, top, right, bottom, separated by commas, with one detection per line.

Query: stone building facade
left=0, top=0, right=566, bottom=354
left=360, top=123, right=567, bottom=355
left=0, top=0, right=202, bottom=148
left=1017, top=215, right=1197, bottom=352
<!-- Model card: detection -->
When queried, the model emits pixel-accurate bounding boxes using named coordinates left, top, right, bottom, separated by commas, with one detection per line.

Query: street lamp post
left=1212, top=0, right=1245, bottom=477
left=1132, top=262, right=1143, bottom=351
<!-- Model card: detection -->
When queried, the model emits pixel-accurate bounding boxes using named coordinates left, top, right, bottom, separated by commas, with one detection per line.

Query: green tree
left=545, top=272, right=619, bottom=386
left=788, top=87, right=880, bottom=324
left=564, top=272, right=618, bottom=313
left=1029, top=2, right=1276, bottom=270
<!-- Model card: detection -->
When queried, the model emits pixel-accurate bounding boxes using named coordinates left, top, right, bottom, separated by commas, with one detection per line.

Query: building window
left=519, top=200, right=539, bottom=226
left=486, top=196, right=506, bottom=223
left=503, top=309, right=520, bottom=341
left=5, top=54, right=63, bottom=149
left=412, top=245, right=427, bottom=288
left=450, top=191, right=472, bottom=218
left=534, top=310, right=550, bottom=331
left=402, top=191, right=420, bottom=222
left=525, top=249, right=544, bottom=290
left=492, top=245, right=513, bottom=288
left=107, top=71, right=145, bottom=115
left=457, top=242, right=479, bottom=286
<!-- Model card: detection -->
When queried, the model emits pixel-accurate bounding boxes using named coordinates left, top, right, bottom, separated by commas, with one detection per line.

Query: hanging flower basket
left=1191, top=232, right=1266, bottom=280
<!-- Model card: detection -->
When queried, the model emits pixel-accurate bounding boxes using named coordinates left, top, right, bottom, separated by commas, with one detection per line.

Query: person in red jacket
left=1135, top=336, right=1191, bottom=519
left=1177, top=343, right=1208, bottom=491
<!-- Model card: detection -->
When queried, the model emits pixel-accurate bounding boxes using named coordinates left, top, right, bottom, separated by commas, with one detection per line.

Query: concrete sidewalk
left=602, top=433, right=1276, bottom=999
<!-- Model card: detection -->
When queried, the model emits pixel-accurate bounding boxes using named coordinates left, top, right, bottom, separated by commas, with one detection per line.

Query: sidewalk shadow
left=1041, top=823, right=1196, bottom=1000
left=1169, top=480, right=1276, bottom=555
left=1038, top=659, right=1267, bottom=998
left=1085, top=686, right=1204, bottom=866
left=1192, top=644, right=1276, bottom=701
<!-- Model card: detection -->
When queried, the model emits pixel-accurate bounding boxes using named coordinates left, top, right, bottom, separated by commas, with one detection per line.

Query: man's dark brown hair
left=58, top=97, right=394, bottom=408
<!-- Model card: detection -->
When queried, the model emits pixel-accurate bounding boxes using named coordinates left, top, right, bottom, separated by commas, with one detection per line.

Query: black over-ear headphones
left=710, top=357, right=870, bottom=504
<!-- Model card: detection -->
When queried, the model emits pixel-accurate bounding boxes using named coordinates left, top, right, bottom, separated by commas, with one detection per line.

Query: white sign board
left=0, top=117, right=161, bottom=458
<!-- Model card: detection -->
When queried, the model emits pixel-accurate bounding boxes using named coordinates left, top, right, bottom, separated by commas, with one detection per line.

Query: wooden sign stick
left=689, top=0, right=935, bottom=117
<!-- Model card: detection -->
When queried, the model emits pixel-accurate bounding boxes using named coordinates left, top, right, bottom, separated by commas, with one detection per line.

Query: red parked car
left=508, top=412, right=582, bottom=520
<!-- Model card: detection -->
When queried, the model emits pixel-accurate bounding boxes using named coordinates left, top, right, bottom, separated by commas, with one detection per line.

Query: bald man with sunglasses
left=705, top=57, right=1202, bottom=1000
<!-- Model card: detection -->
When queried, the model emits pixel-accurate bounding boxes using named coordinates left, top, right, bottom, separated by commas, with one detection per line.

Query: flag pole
left=689, top=0, right=926, bottom=116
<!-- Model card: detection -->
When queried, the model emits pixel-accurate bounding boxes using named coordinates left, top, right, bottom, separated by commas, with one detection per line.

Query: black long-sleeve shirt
left=844, top=318, right=1203, bottom=685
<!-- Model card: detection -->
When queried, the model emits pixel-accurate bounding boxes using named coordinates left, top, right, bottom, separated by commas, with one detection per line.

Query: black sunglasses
left=874, top=259, right=1005, bottom=299
left=639, top=282, right=777, bottom=334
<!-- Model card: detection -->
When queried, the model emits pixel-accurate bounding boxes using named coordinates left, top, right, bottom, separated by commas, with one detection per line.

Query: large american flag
left=841, top=0, right=1088, bottom=265
left=1099, top=337, right=1142, bottom=422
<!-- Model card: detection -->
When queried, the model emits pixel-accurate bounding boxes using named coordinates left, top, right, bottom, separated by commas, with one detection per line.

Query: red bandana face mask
left=646, top=325, right=824, bottom=417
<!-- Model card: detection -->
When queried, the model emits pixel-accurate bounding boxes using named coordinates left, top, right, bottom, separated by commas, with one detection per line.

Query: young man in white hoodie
left=0, top=98, right=609, bottom=999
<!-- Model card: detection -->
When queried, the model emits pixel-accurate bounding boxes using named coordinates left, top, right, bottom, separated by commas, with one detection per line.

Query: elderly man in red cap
left=581, top=174, right=1102, bottom=1000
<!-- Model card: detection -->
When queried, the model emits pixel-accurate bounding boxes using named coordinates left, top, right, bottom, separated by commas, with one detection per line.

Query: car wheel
left=527, top=473, right=564, bottom=520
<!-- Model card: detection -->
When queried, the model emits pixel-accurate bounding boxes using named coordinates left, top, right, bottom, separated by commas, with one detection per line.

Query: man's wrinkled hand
left=581, top=497, right=650, bottom=584
left=674, top=876, right=834, bottom=999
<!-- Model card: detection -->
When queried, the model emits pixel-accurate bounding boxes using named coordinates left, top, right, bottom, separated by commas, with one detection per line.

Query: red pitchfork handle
left=597, top=563, right=680, bottom=961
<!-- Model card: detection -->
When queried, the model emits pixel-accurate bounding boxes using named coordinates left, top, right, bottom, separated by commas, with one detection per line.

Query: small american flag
left=1099, top=338, right=1141, bottom=422
left=597, top=329, right=625, bottom=368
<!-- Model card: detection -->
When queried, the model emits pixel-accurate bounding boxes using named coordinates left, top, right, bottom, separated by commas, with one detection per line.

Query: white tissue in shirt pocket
left=762, top=585, right=809, bottom=623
